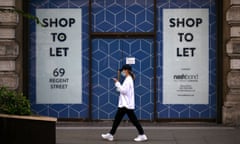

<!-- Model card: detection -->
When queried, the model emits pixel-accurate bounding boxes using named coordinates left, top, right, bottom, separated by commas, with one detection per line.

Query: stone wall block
left=0, top=28, right=15, bottom=39
left=0, top=9, right=19, bottom=27
left=226, top=94, right=240, bottom=103
left=0, top=60, right=15, bottom=71
left=229, top=87, right=240, bottom=93
left=223, top=105, right=234, bottom=125
left=0, top=41, right=19, bottom=59
left=231, top=0, right=240, bottom=5
left=225, top=88, right=240, bottom=104
left=227, top=38, right=240, bottom=57
left=227, top=6, right=240, bottom=25
left=227, top=71, right=240, bottom=88
left=0, top=73, right=18, bottom=89
left=230, top=26, right=240, bottom=37
left=230, top=59, right=240, bottom=69
left=223, top=104, right=240, bottom=126
left=0, top=0, right=15, bottom=7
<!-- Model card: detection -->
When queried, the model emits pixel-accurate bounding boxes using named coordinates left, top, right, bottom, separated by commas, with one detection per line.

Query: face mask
left=121, top=71, right=126, bottom=77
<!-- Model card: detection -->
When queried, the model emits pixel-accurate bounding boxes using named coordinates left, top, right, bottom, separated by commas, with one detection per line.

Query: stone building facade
left=0, top=0, right=21, bottom=91
left=0, top=0, right=239, bottom=125
left=222, top=0, right=240, bottom=126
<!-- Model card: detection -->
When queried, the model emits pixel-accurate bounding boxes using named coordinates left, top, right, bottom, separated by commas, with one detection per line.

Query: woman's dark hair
left=120, top=64, right=135, bottom=80
left=128, top=70, right=135, bottom=80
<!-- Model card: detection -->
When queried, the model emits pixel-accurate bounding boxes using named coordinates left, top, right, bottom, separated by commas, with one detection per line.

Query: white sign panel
left=163, top=9, right=209, bottom=104
left=36, top=9, right=82, bottom=104
left=126, top=57, right=135, bottom=64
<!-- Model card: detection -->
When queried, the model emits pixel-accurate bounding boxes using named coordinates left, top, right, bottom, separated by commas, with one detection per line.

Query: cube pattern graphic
left=92, top=39, right=154, bottom=119
left=29, top=0, right=216, bottom=120
left=92, top=0, right=154, bottom=32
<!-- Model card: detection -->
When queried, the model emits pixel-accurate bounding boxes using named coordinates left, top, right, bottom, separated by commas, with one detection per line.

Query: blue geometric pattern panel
left=29, top=0, right=89, bottom=118
left=156, top=0, right=217, bottom=119
left=92, top=39, right=154, bottom=120
left=92, top=0, right=154, bottom=32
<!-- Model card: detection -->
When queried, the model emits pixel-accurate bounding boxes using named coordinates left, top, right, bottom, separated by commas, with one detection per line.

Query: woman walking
left=101, top=64, right=148, bottom=142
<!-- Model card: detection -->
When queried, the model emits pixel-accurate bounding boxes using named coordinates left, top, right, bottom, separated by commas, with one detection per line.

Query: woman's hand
left=112, top=78, right=118, bottom=83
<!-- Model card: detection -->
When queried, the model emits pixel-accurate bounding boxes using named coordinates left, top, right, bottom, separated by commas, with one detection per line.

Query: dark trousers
left=110, top=107, right=144, bottom=135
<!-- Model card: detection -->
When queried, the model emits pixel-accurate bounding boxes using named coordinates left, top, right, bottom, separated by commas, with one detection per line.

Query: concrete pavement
left=56, top=121, right=240, bottom=144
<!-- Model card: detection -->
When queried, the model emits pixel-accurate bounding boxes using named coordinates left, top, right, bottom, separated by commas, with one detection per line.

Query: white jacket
left=115, top=75, right=135, bottom=109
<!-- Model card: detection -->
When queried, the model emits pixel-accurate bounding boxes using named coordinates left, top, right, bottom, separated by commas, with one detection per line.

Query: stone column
left=0, top=0, right=19, bottom=90
left=223, top=0, right=240, bottom=126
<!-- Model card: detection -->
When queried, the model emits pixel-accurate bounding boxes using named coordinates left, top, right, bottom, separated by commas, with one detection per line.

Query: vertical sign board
left=36, top=9, right=82, bottom=104
left=163, top=9, right=209, bottom=104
